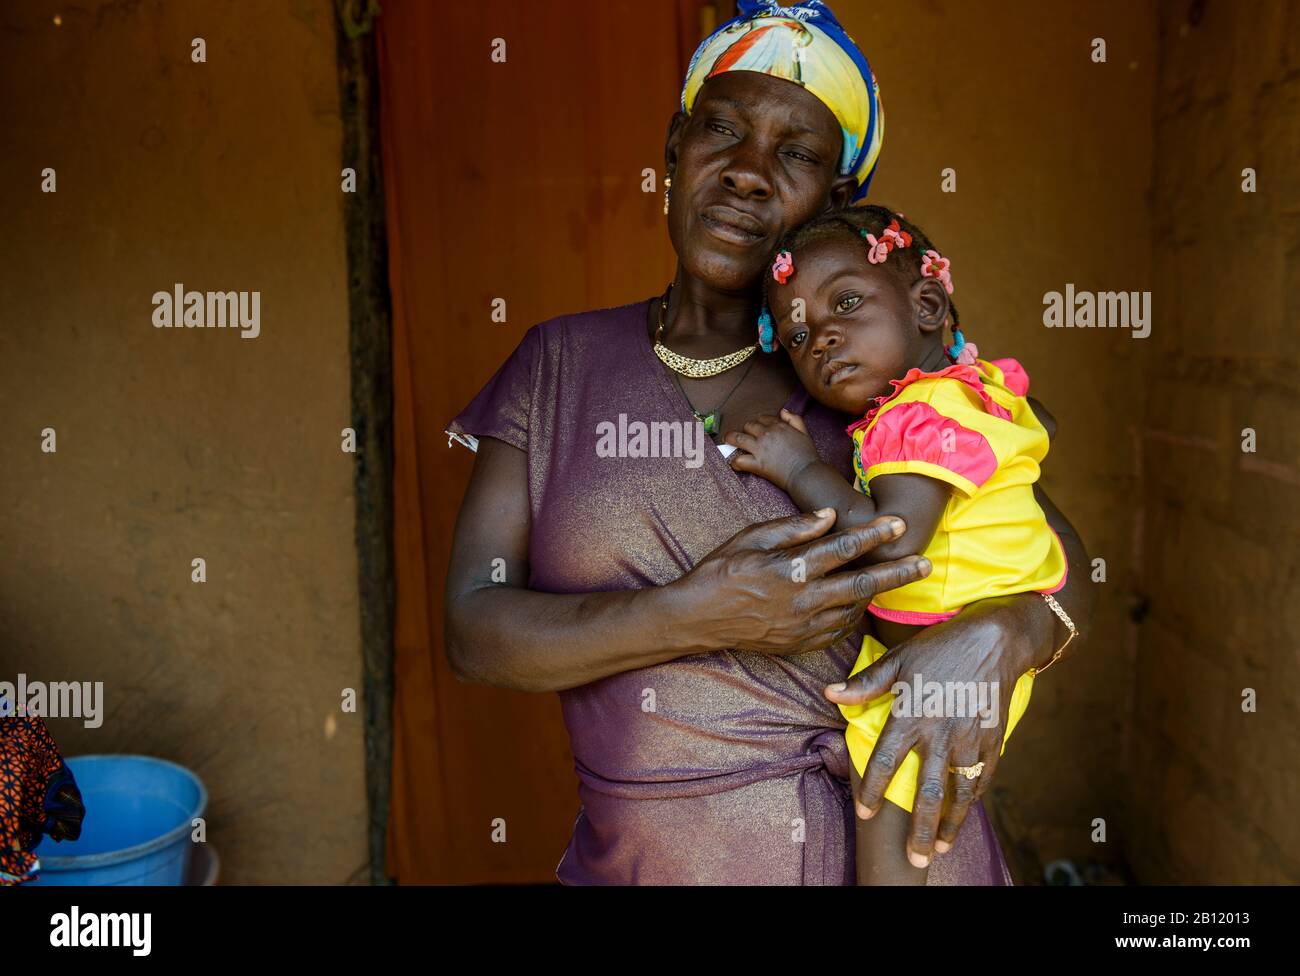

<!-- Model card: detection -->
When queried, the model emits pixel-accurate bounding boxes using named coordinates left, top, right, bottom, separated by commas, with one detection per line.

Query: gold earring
left=663, top=175, right=672, bottom=216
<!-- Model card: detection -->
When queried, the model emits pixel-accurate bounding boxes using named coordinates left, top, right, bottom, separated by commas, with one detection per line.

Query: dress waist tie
left=573, top=729, right=853, bottom=884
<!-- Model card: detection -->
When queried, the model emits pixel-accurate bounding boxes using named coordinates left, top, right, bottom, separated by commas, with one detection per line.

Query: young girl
left=724, top=204, right=1075, bottom=885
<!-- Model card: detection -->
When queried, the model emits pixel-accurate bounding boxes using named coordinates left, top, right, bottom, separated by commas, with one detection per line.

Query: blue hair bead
left=757, top=307, right=776, bottom=353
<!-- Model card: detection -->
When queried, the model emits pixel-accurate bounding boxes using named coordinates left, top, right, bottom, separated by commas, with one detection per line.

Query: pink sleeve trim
left=989, top=358, right=1030, bottom=398
left=1036, top=526, right=1069, bottom=594
left=844, top=363, right=1011, bottom=438
left=859, top=401, right=998, bottom=491
left=869, top=603, right=962, bottom=625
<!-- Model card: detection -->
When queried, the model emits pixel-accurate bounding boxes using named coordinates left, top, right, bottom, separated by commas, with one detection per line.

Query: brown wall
left=0, top=0, right=368, bottom=883
left=1124, top=0, right=1300, bottom=883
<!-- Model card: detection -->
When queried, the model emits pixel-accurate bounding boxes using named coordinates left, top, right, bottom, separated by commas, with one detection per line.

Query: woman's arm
left=444, top=436, right=689, bottom=691
left=1028, top=480, right=1095, bottom=666
left=1025, top=394, right=1095, bottom=667
left=444, top=437, right=936, bottom=693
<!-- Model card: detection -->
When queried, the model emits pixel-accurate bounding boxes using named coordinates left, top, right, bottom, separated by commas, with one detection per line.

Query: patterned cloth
left=0, top=718, right=84, bottom=885
left=681, top=0, right=884, bottom=200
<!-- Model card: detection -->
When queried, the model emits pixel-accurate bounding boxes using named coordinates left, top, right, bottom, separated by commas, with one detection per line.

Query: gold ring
left=949, top=762, right=985, bottom=780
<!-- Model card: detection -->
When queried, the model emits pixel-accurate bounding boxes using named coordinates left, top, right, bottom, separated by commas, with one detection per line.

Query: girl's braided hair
left=760, top=204, right=964, bottom=356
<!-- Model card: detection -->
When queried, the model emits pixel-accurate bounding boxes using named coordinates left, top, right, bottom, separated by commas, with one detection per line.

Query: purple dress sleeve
left=444, top=325, right=540, bottom=453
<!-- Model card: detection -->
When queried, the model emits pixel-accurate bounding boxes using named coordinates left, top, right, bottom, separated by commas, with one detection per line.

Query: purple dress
left=447, top=298, right=1013, bottom=885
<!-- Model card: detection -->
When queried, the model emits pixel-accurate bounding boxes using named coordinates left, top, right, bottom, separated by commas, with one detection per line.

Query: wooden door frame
left=334, top=0, right=394, bottom=886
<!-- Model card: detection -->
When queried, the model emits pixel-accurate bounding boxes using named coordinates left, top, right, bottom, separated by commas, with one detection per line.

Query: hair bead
left=757, top=306, right=776, bottom=353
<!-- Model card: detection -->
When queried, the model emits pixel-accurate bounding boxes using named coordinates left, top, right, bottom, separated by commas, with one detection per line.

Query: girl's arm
left=726, top=410, right=950, bottom=564
left=783, top=464, right=950, bottom=566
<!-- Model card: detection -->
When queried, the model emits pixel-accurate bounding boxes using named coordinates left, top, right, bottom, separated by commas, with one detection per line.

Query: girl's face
left=770, top=235, right=948, bottom=415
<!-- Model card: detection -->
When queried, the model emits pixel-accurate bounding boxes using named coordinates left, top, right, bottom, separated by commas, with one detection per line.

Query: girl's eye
left=835, top=295, right=862, bottom=314
left=706, top=122, right=736, bottom=137
left=785, top=331, right=806, bottom=349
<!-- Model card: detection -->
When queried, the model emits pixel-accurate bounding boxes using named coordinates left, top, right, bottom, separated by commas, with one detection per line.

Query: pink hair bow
left=772, top=250, right=794, bottom=284
left=863, top=233, right=890, bottom=264
left=880, top=219, right=912, bottom=250
left=921, top=249, right=954, bottom=294
left=954, top=341, right=979, bottom=365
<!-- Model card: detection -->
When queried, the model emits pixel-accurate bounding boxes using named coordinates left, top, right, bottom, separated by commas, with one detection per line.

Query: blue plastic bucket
left=31, top=755, right=207, bottom=886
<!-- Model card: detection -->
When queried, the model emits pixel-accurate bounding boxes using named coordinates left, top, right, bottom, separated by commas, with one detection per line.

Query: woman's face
left=666, top=71, right=857, bottom=294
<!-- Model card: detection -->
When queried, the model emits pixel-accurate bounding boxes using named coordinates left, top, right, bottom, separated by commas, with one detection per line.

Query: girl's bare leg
left=850, top=763, right=929, bottom=885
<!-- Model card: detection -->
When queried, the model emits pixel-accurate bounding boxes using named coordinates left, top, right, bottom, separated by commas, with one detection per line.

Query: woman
left=443, top=0, right=1094, bottom=884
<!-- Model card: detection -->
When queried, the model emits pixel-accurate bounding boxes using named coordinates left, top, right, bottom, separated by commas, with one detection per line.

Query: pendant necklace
left=672, top=354, right=756, bottom=442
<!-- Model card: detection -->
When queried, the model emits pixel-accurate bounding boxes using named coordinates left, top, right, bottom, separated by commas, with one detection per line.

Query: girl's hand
left=725, top=409, right=821, bottom=491
left=823, top=594, right=1053, bottom=867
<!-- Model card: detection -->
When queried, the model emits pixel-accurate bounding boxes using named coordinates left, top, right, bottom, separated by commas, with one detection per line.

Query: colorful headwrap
left=680, top=0, right=884, bottom=201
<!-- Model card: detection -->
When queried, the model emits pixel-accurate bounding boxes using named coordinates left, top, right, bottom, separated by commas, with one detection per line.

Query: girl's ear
left=912, top=277, right=950, bottom=335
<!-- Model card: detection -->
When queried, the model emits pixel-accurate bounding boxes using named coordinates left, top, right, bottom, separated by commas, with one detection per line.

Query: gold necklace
left=653, top=286, right=758, bottom=378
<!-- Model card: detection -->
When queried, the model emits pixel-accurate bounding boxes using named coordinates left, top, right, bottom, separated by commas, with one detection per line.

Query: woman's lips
left=698, top=206, right=766, bottom=245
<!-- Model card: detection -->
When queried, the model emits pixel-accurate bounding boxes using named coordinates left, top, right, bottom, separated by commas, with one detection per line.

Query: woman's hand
left=668, top=509, right=933, bottom=656
left=824, top=593, right=1056, bottom=867
left=447, top=440, right=929, bottom=691
left=724, top=409, right=821, bottom=492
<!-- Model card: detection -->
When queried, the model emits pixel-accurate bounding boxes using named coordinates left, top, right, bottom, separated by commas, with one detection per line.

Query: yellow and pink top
left=846, top=355, right=1067, bottom=624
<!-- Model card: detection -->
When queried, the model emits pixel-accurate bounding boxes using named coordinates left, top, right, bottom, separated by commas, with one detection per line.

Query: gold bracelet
left=1027, top=592, right=1077, bottom=677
